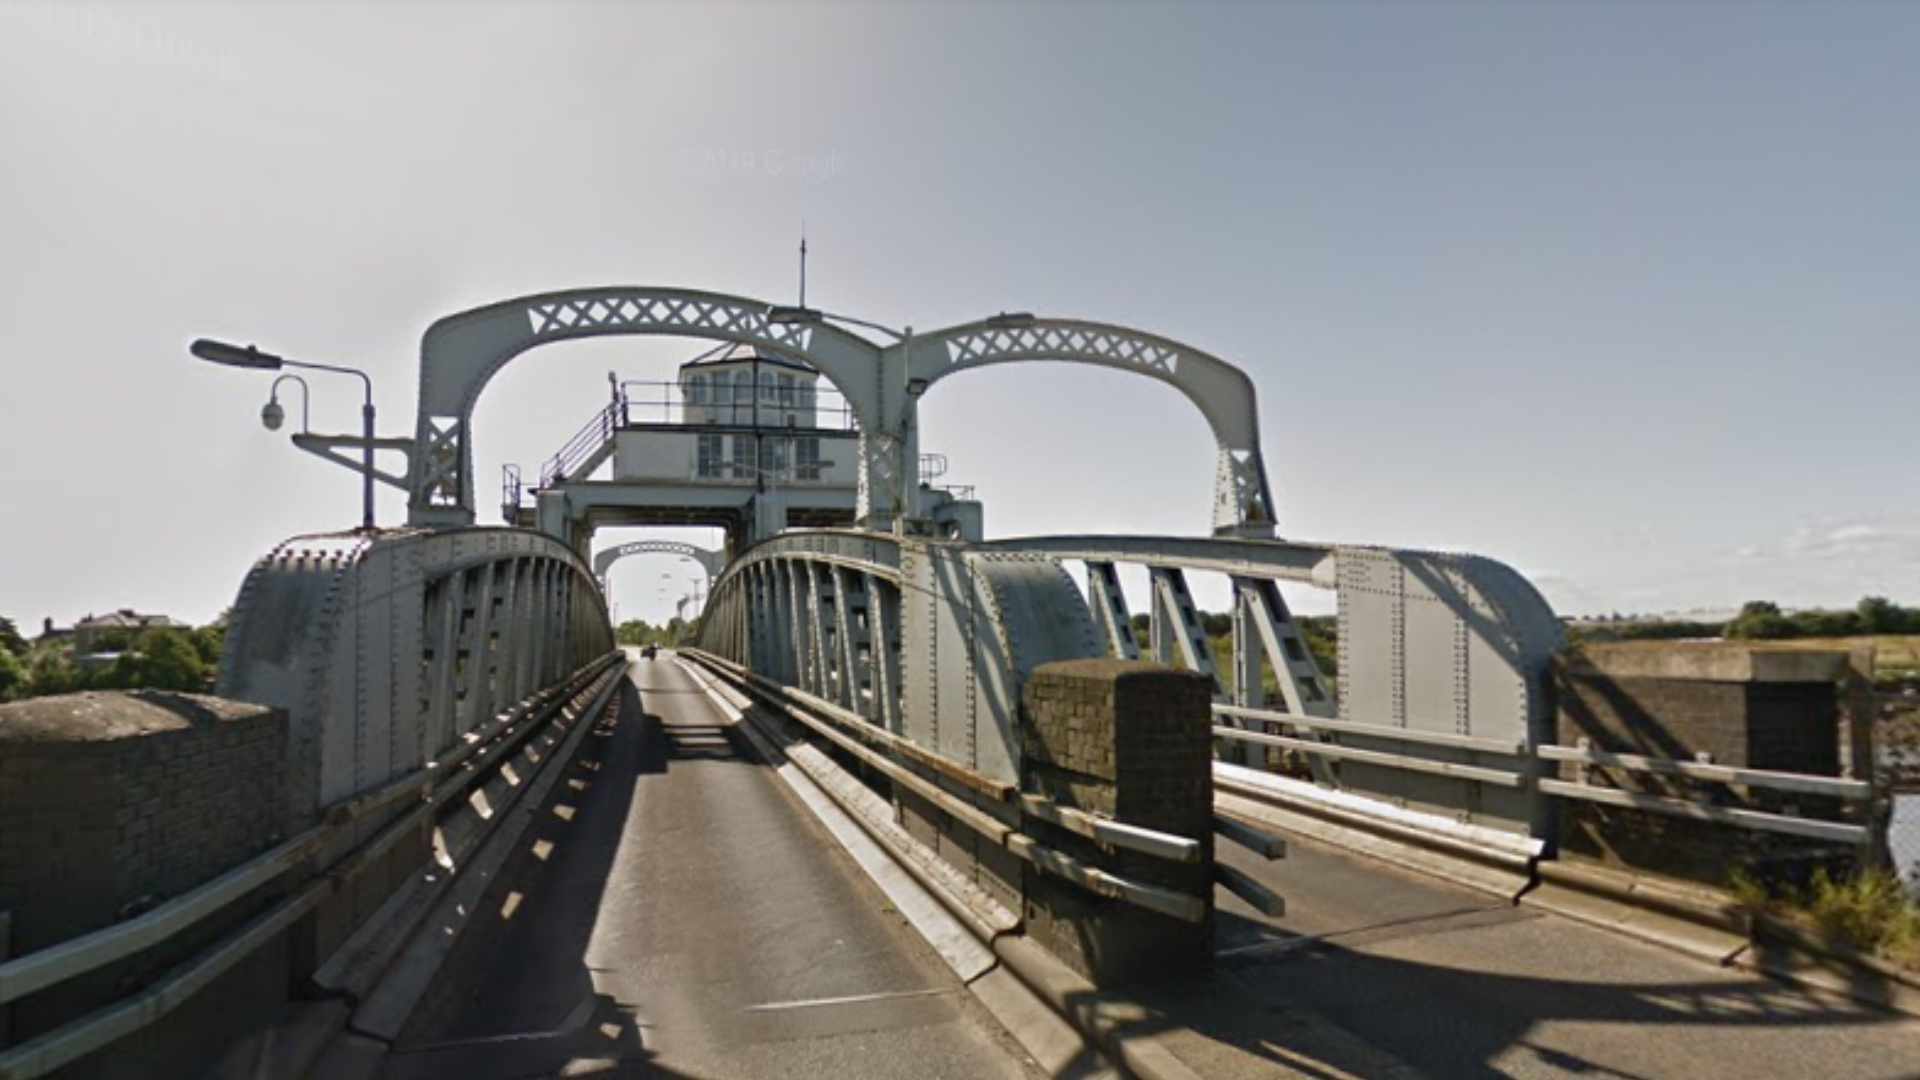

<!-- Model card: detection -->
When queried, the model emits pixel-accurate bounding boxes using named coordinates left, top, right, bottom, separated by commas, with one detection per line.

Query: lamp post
left=191, top=338, right=379, bottom=531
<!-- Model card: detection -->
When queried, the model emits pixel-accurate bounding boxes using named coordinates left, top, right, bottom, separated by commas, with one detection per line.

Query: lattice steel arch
left=406, top=287, right=892, bottom=527
left=592, top=539, right=724, bottom=585
left=896, top=318, right=1278, bottom=537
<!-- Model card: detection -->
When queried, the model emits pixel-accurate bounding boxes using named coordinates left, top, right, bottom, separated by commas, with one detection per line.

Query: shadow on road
left=385, top=676, right=743, bottom=1079
left=1096, top=909, right=1920, bottom=1080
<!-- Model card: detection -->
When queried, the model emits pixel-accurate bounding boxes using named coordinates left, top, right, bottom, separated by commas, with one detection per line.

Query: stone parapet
left=0, top=691, right=290, bottom=1071
left=1552, top=645, right=1850, bottom=885
left=1019, top=659, right=1214, bottom=985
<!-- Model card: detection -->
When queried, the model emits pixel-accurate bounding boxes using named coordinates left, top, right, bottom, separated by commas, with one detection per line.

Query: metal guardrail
left=1537, top=742, right=1873, bottom=800
left=1212, top=725, right=1528, bottom=788
left=1210, top=701, right=1873, bottom=847
left=1537, top=738, right=1872, bottom=846
left=532, top=382, right=863, bottom=491
left=681, top=649, right=1211, bottom=922
left=1536, top=779, right=1867, bottom=846
left=0, top=652, right=626, bottom=1080
left=0, top=828, right=329, bottom=1009
left=1213, top=703, right=1525, bottom=756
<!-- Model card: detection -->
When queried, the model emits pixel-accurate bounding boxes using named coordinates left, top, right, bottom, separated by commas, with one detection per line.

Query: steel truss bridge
left=220, top=283, right=1568, bottom=851
left=4, top=284, right=1898, bottom=1080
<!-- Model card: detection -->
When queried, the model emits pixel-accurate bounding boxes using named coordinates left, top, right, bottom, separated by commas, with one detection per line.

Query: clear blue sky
left=3, top=1, right=1917, bottom=628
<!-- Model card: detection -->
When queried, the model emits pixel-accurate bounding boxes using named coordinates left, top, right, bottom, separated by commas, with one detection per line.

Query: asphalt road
left=1200, top=835, right=1920, bottom=1080
left=374, top=648, right=1920, bottom=1080
left=386, top=653, right=1044, bottom=1080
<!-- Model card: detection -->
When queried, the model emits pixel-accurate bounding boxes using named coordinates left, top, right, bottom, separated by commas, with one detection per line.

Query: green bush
left=1733, top=867, right=1920, bottom=965
left=1807, top=869, right=1920, bottom=962
left=0, top=647, right=26, bottom=702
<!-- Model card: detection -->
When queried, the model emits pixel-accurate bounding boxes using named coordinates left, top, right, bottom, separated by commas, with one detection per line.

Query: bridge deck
left=381, top=656, right=1042, bottom=1080
left=350, top=652, right=1920, bottom=1080
left=1135, top=836, right=1920, bottom=1080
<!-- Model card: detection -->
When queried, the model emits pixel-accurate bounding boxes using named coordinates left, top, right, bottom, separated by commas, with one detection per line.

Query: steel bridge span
left=2, top=285, right=1910, bottom=1080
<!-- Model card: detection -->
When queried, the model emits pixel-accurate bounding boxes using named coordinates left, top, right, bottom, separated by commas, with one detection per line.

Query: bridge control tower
left=505, top=342, right=980, bottom=555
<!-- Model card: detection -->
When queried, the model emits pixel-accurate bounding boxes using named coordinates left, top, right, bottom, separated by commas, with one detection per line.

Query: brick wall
left=1553, top=647, right=1850, bottom=885
left=1019, top=659, right=1214, bottom=985
left=0, top=690, right=289, bottom=1067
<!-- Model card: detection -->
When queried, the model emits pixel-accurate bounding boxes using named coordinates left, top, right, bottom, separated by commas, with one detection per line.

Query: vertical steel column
left=1225, top=580, right=1265, bottom=768
left=869, top=575, right=899, bottom=732
left=805, top=560, right=833, bottom=699
left=727, top=577, right=743, bottom=660
left=842, top=569, right=874, bottom=716
left=1149, top=566, right=1226, bottom=699
left=785, top=559, right=809, bottom=690
left=735, top=573, right=749, bottom=661
left=770, top=561, right=793, bottom=686
left=427, top=579, right=462, bottom=757
left=759, top=563, right=776, bottom=679
left=1233, top=576, right=1334, bottom=719
left=831, top=565, right=860, bottom=711
left=552, top=565, right=574, bottom=678
left=1086, top=561, right=1140, bottom=660
left=1234, top=575, right=1339, bottom=782
left=745, top=563, right=766, bottom=673
left=455, top=566, right=489, bottom=736
left=499, top=557, right=529, bottom=705
left=522, top=559, right=548, bottom=695
left=530, top=561, right=554, bottom=689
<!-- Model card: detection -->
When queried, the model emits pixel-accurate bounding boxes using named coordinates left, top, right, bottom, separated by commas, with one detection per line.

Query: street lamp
left=191, top=338, right=380, bottom=531
left=261, top=374, right=311, bottom=433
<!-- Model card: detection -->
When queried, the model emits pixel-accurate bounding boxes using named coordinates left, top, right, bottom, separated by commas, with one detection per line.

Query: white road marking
left=743, top=988, right=953, bottom=1013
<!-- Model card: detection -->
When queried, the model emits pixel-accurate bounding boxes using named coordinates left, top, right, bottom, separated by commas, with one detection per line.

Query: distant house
left=67, top=610, right=183, bottom=653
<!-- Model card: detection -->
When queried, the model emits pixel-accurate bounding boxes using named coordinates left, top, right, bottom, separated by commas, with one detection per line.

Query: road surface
left=1188, top=833, right=1920, bottom=1080
left=386, top=652, right=1044, bottom=1080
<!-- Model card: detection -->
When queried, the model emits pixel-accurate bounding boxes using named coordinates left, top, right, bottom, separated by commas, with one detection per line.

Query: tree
left=1726, top=601, right=1799, bottom=641
left=27, top=647, right=78, bottom=696
left=616, top=619, right=685, bottom=648
left=88, top=629, right=210, bottom=693
left=1796, top=609, right=1861, bottom=638
left=0, top=647, right=26, bottom=702
left=191, top=623, right=226, bottom=668
left=132, top=628, right=212, bottom=691
left=1856, top=596, right=1911, bottom=635
left=1298, top=616, right=1339, bottom=677
left=0, top=616, right=26, bottom=658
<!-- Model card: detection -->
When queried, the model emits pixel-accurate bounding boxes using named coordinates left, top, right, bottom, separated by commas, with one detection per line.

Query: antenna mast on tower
left=798, top=227, right=809, bottom=308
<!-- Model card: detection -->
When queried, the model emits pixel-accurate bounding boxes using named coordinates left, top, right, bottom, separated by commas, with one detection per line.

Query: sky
left=3, top=0, right=1919, bottom=630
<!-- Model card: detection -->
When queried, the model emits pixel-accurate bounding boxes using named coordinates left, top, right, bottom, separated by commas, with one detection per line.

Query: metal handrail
left=500, top=463, right=523, bottom=519
left=1537, top=779, right=1869, bottom=845
left=1213, top=702, right=1526, bottom=755
left=540, top=400, right=619, bottom=487
left=0, top=652, right=625, bottom=1079
left=1536, top=742, right=1873, bottom=801
left=616, top=378, right=859, bottom=432
left=1211, top=725, right=1527, bottom=788
left=0, top=825, right=329, bottom=1007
